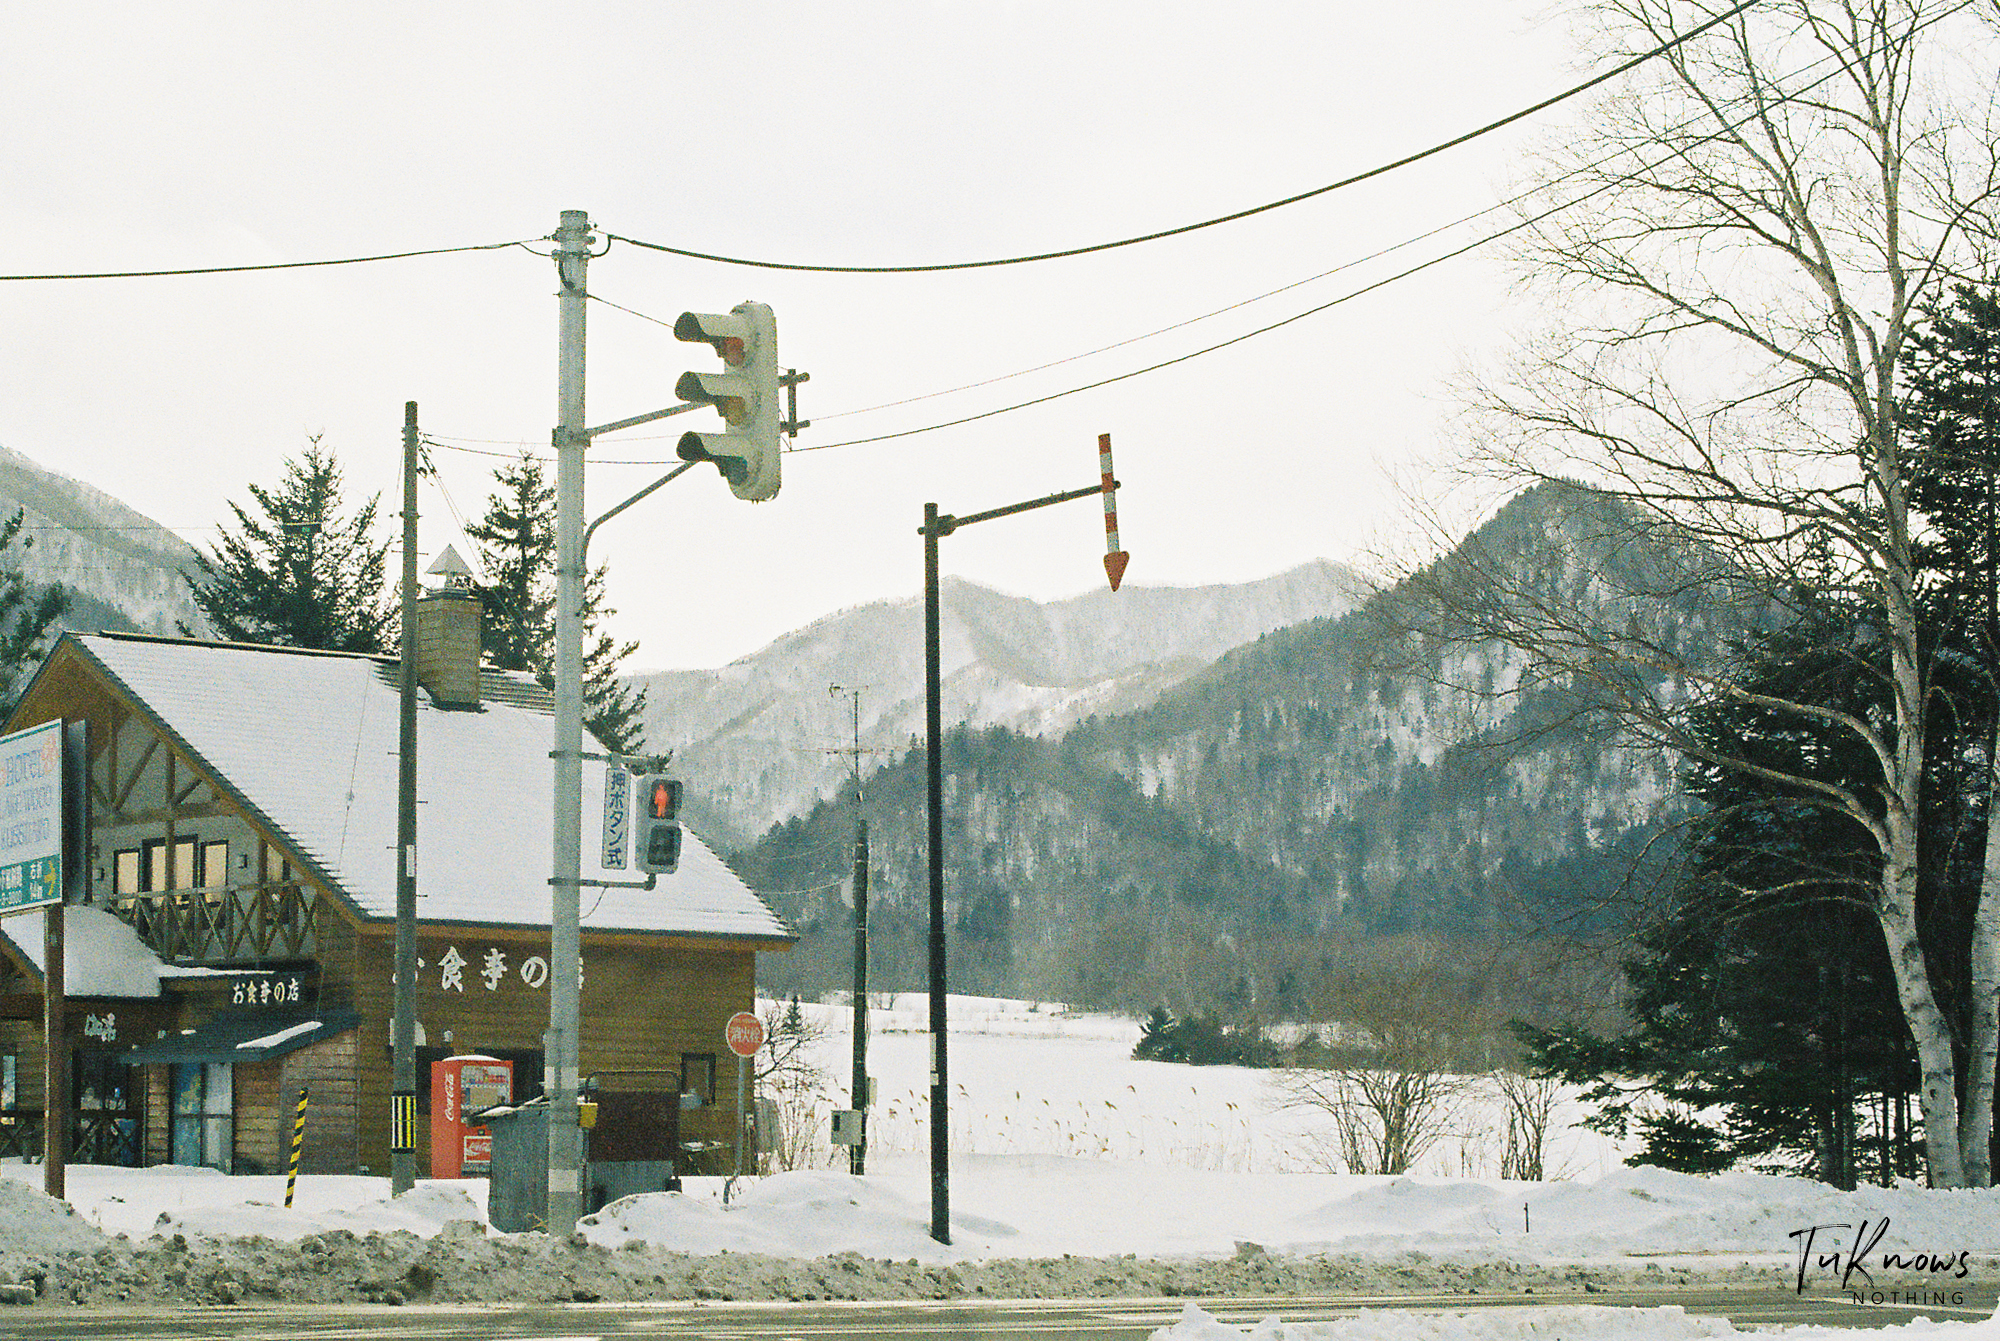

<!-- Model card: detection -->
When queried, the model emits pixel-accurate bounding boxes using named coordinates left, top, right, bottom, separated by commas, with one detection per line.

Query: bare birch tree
left=1400, top=0, right=2000, bottom=1184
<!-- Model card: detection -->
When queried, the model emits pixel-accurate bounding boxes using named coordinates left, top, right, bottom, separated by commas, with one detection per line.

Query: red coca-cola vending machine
left=430, top=1055, right=513, bottom=1178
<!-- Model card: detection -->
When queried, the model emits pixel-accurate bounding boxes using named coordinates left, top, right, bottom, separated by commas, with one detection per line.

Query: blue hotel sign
left=0, top=721, right=64, bottom=916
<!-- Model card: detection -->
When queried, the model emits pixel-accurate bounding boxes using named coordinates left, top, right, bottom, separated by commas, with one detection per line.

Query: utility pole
left=922, top=503, right=950, bottom=1242
left=849, top=818, right=869, bottom=1174
left=831, top=686, right=870, bottom=1175
left=391, top=401, right=420, bottom=1195
left=548, top=208, right=591, bottom=1235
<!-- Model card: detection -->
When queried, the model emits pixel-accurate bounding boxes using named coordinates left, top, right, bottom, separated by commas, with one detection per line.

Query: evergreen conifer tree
left=0, top=509, right=67, bottom=717
left=186, top=442, right=394, bottom=653
left=462, top=451, right=648, bottom=753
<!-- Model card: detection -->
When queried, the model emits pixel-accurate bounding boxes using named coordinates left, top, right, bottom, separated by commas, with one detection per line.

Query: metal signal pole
left=918, top=439, right=1128, bottom=1244
left=548, top=208, right=591, bottom=1235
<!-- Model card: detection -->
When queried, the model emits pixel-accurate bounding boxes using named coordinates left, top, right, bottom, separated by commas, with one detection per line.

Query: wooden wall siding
left=278, top=1033, right=360, bottom=1176
left=233, top=1056, right=282, bottom=1174
left=349, top=931, right=758, bottom=1173
left=143, top=1064, right=169, bottom=1165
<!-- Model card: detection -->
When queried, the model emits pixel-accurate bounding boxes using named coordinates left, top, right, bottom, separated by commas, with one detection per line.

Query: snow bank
left=1274, top=1166, right=2000, bottom=1258
left=152, top=1179, right=485, bottom=1243
left=0, top=1176, right=105, bottom=1255
left=1154, top=1304, right=2000, bottom=1341
left=580, top=1170, right=1018, bottom=1258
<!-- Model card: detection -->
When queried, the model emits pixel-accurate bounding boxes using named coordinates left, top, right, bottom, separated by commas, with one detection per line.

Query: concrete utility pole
left=548, top=208, right=591, bottom=1235
left=849, top=817, right=870, bottom=1175
left=392, top=401, right=420, bottom=1195
left=832, top=684, right=871, bottom=1176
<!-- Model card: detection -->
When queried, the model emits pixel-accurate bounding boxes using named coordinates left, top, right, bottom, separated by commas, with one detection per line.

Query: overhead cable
left=0, top=239, right=538, bottom=283
left=603, top=0, right=1760, bottom=275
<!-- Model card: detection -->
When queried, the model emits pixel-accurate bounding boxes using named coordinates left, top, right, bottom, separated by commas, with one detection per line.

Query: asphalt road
left=10, top=1287, right=1996, bottom=1341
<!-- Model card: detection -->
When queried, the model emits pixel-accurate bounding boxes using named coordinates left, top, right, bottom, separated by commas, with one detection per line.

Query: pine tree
left=1903, top=281, right=2000, bottom=1180
left=462, top=451, right=649, bottom=753
left=186, top=441, right=393, bottom=653
left=0, top=509, right=67, bottom=717
left=1520, top=610, right=1926, bottom=1187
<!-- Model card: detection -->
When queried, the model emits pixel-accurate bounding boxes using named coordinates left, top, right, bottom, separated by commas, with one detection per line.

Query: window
left=680, top=1053, right=717, bottom=1106
left=262, top=843, right=292, bottom=885
left=170, top=1063, right=232, bottom=1172
left=114, top=850, right=141, bottom=896
left=74, top=1052, right=128, bottom=1114
left=200, top=841, right=229, bottom=890
left=142, top=837, right=197, bottom=892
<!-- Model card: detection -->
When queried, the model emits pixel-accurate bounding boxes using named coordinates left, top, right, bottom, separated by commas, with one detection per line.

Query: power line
left=588, top=293, right=676, bottom=329
left=422, top=435, right=688, bottom=466
left=602, top=0, right=1760, bottom=275
left=790, top=215, right=1543, bottom=452
left=792, top=15, right=1934, bottom=454
left=441, top=0, right=1923, bottom=465
left=0, top=239, right=539, bottom=283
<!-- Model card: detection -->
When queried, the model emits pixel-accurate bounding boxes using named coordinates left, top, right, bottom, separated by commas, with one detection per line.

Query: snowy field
left=0, top=994, right=1994, bottom=1341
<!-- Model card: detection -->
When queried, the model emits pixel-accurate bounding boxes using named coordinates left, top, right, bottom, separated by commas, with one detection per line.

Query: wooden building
left=0, top=618, right=792, bottom=1178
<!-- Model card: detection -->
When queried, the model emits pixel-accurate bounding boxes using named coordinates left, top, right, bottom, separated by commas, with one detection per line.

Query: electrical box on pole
left=674, top=302, right=782, bottom=502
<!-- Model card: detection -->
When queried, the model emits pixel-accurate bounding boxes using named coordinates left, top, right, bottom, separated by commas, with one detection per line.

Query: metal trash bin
left=480, top=1098, right=583, bottom=1233
left=587, top=1089, right=684, bottom=1210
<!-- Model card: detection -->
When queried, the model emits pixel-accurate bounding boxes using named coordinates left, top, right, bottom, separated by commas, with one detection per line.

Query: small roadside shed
left=0, top=627, right=792, bottom=1176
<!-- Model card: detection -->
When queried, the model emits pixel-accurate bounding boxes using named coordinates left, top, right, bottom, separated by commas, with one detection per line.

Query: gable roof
left=38, top=633, right=791, bottom=945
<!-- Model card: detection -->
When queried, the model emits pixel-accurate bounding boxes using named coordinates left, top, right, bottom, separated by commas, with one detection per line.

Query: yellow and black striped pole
left=284, top=1087, right=308, bottom=1208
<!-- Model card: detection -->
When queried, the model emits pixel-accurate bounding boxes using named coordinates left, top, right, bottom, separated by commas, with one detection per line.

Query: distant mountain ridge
left=626, top=560, right=1375, bottom=847
left=737, top=484, right=1729, bottom=1014
left=0, top=444, right=207, bottom=637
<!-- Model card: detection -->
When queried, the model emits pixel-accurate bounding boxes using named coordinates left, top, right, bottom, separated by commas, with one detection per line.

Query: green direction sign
left=0, top=721, right=63, bottom=916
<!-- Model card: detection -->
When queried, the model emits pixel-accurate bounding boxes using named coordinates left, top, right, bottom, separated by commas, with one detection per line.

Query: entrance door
left=170, top=1063, right=233, bottom=1171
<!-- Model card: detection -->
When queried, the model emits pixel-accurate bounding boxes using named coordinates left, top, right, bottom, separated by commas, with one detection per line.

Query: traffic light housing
left=635, top=774, right=683, bottom=876
left=674, top=301, right=781, bottom=502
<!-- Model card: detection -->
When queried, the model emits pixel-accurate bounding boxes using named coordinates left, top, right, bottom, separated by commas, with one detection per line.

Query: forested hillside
left=739, top=484, right=1724, bottom=1024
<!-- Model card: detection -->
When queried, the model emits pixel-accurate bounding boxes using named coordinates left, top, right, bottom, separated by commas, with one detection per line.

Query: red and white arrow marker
left=1099, top=432, right=1129, bottom=592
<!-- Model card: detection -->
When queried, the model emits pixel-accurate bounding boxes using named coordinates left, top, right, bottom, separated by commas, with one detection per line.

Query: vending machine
left=430, top=1055, right=513, bottom=1178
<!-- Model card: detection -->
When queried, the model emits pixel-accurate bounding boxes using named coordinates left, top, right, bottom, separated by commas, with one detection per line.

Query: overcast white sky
left=2, top=3, right=1585, bottom=668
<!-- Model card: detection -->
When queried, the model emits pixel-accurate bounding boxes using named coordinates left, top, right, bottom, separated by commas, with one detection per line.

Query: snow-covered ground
left=0, top=994, right=1992, bottom=1341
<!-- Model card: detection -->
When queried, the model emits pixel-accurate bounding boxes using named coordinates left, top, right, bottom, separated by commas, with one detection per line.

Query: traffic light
left=674, top=301, right=781, bottom=502
left=635, top=774, right=683, bottom=876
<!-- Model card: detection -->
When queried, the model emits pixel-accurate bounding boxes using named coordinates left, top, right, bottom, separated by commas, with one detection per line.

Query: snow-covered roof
left=59, top=634, right=792, bottom=944
left=0, top=904, right=163, bottom=998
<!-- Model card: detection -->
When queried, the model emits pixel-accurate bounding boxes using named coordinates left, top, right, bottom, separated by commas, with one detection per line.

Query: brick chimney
left=413, top=587, right=482, bottom=707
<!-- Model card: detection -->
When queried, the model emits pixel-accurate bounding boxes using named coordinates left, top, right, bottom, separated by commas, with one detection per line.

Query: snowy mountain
left=741, top=485, right=1732, bottom=1014
left=0, top=443, right=207, bottom=636
left=628, top=561, right=1373, bottom=848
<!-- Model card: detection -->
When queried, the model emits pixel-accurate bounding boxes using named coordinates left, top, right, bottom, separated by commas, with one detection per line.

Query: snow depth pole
left=917, top=439, right=1129, bottom=1243
left=286, top=1087, right=309, bottom=1208
left=391, top=399, right=420, bottom=1197
left=547, top=208, right=592, bottom=1236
